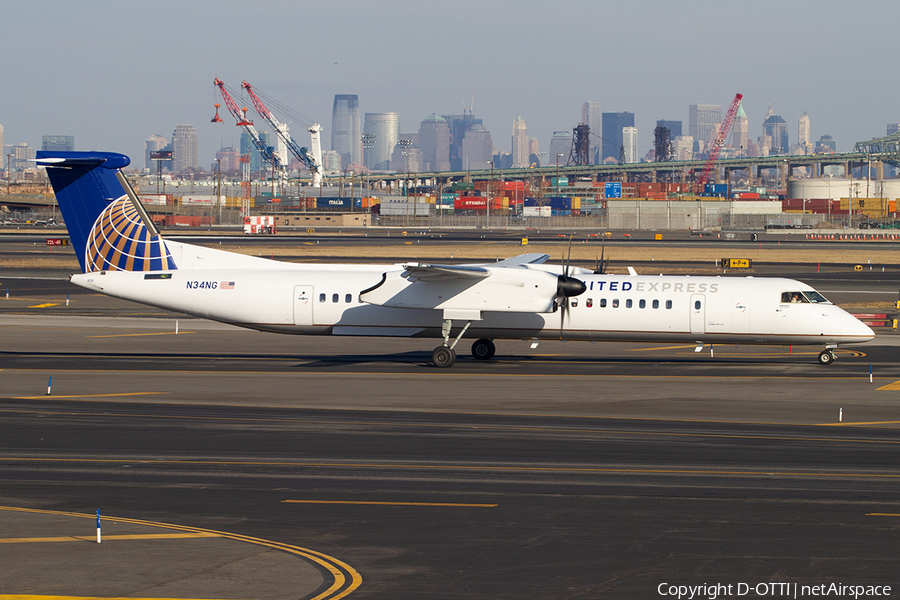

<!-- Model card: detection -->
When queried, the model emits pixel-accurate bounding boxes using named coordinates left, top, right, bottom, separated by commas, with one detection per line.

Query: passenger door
left=690, top=294, right=706, bottom=334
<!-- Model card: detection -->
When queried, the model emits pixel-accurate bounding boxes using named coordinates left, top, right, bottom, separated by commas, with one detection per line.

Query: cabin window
left=332, top=293, right=339, bottom=303
left=571, top=299, right=578, bottom=308
left=639, top=299, right=646, bottom=309
left=625, top=299, right=633, bottom=308
left=319, top=293, right=326, bottom=303
left=612, top=299, right=619, bottom=308
left=345, top=294, right=353, bottom=303
left=586, top=298, right=593, bottom=308
left=599, top=298, right=607, bottom=308
left=652, top=299, right=659, bottom=309
left=694, top=300, right=702, bottom=310
left=665, top=300, right=673, bottom=309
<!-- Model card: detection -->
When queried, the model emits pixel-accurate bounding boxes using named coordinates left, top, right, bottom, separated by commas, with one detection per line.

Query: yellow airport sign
left=722, top=258, right=752, bottom=269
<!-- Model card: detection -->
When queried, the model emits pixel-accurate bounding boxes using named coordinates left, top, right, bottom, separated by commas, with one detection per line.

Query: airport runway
left=2, top=254, right=900, bottom=598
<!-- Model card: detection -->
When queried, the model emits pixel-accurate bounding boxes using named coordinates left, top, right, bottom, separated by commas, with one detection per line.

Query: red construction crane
left=212, top=78, right=283, bottom=171
left=697, top=93, right=743, bottom=187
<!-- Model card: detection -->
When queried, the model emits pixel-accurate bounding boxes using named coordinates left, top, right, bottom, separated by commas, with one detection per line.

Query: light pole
left=556, top=153, right=564, bottom=196
left=398, top=139, right=413, bottom=226
left=488, top=160, right=494, bottom=226
left=215, top=158, right=221, bottom=224
left=361, top=133, right=375, bottom=196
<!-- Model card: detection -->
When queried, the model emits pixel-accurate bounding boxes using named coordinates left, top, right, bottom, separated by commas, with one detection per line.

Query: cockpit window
left=781, top=291, right=829, bottom=304
left=804, top=291, right=829, bottom=303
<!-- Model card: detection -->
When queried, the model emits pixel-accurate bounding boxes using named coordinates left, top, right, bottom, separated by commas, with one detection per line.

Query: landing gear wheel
left=432, top=346, right=457, bottom=368
left=818, top=350, right=836, bottom=365
left=471, top=338, right=496, bottom=360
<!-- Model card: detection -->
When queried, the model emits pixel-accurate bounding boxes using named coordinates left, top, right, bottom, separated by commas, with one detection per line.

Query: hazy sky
left=2, top=0, right=898, bottom=169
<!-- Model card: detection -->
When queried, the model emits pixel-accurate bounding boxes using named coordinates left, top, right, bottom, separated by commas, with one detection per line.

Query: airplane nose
left=842, top=311, right=875, bottom=340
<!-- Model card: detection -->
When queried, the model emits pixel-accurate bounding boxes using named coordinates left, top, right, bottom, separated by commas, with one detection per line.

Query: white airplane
left=36, top=151, right=874, bottom=367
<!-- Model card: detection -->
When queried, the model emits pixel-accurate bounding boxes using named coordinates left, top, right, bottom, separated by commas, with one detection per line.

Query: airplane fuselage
left=70, top=241, right=873, bottom=348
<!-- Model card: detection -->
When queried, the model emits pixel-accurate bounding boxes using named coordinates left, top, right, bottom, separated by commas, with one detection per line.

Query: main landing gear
left=431, top=319, right=496, bottom=368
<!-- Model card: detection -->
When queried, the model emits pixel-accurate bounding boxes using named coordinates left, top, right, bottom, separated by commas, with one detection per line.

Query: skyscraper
left=548, top=131, right=573, bottom=167
left=582, top=101, right=602, bottom=163
left=529, top=137, right=540, bottom=166
left=41, top=136, right=74, bottom=152
left=601, top=112, right=635, bottom=163
left=364, top=112, right=399, bottom=171
left=145, top=135, right=167, bottom=171
left=731, top=103, right=748, bottom=155
left=0, top=124, right=6, bottom=170
left=442, top=112, right=479, bottom=171
left=689, top=104, right=722, bottom=151
left=888, top=124, right=900, bottom=135
left=461, top=123, right=493, bottom=170
left=511, top=114, right=529, bottom=168
left=656, top=120, right=682, bottom=138
left=762, top=106, right=789, bottom=154
left=171, top=124, right=199, bottom=174
left=241, top=131, right=273, bottom=174
left=622, top=127, right=639, bottom=163
left=798, top=113, right=811, bottom=154
left=418, top=114, right=450, bottom=172
left=331, top=94, right=361, bottom=168
left=215, top=146, right=240, bottom=174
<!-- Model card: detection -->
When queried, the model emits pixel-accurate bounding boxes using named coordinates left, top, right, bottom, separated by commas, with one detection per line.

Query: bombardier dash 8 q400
left=36, top=150, right=874, bottom=367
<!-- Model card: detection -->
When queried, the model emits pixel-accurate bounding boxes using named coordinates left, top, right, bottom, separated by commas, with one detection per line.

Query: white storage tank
left=788, top=179, right=900, bottom=200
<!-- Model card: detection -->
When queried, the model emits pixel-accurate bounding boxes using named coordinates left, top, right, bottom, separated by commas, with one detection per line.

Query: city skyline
left=2, top=1, right=897, bottom=170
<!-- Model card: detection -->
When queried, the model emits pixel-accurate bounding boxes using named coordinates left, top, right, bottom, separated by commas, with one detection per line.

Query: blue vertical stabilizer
left=37, top=151, right=176, bottom=273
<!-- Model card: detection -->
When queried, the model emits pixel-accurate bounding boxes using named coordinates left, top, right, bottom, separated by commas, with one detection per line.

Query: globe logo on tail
left=85, top=197, right=177, bottom=272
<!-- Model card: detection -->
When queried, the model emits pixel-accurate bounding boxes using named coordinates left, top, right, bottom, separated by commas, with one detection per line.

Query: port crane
left=697, top=93, right=743, bottom=187
left=213, top=78, right=285, bottom=177
left=241, top=81, right=324, bottom=188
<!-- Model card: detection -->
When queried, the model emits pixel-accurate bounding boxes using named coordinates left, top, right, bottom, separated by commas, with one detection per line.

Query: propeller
left=556, top=235, right=587, bottom=338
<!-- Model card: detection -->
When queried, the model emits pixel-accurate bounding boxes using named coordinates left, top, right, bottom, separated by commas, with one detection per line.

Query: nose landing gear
left=818, top=349, right=836, bottom=365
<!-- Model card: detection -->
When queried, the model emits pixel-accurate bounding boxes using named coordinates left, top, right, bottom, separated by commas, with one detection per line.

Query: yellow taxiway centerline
left=0, top=533, right=220, bottom=544
left=87, top=332, right=194, bottom=338
left=282, top=499, right=497, bottom=508
left=14, top=392, right=168, bottom=400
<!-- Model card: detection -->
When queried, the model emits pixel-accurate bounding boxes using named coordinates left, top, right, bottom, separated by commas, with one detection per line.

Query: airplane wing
left=488, top=253, right=551, bottom=267
left=400, top=253, right=551, bottom=282
left=402, top=263, right=490, bottom=283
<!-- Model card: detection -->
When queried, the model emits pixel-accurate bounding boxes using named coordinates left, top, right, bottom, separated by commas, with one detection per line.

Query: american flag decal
left=220, top=281, right=235, bottom=290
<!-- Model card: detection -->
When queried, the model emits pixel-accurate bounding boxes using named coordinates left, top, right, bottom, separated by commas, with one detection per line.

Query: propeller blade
left=560, top=297, right=566, bottom=339
left=594, top=239, right=606, bottom=274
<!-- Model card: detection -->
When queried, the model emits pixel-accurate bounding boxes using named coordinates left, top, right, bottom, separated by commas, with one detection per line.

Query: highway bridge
left=364, top=149, right=898, bottom=191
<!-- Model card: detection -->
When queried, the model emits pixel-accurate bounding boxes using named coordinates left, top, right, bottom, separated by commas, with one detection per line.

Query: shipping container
left=139, top=194, right=171, bottom=206
left=180, top=194, right=220, bottom=205
left=548, top=196, right=572, bottom=210
left=523, top=206, right=551, bottom=217
left=315, top=197, right=366, bottom=210
left=550, top=177, right=569, bottom=187
left=157, top=215, right=213, bottom=227
left=379, top=202, right=435, bottom=216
